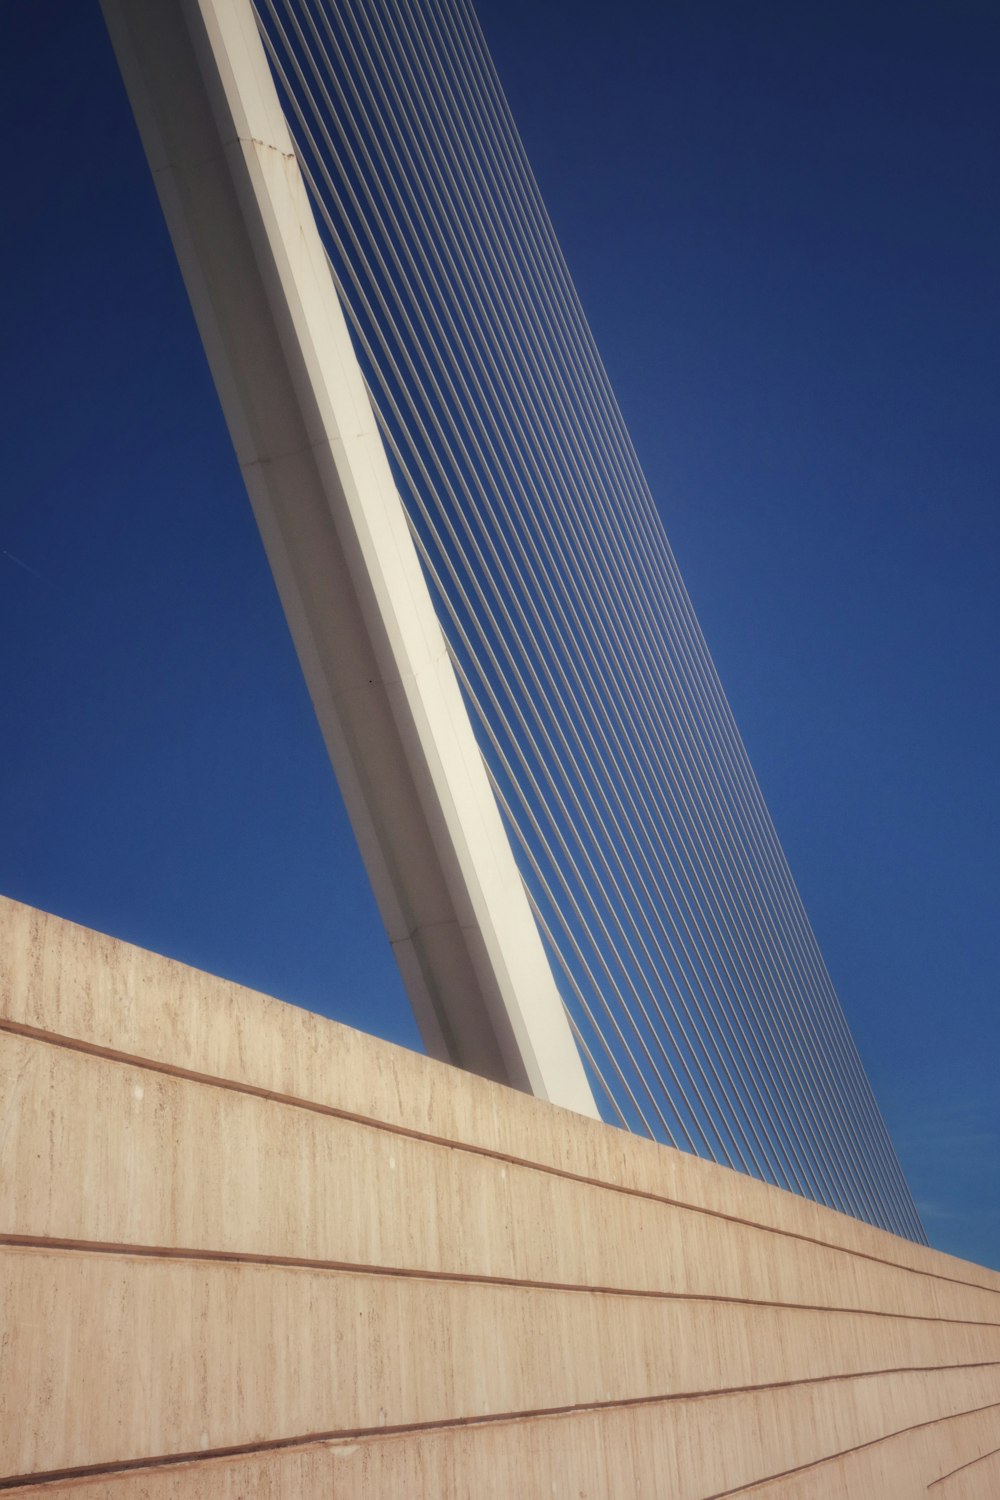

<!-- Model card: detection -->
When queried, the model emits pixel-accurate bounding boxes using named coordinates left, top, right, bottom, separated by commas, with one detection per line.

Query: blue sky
left=1, top=1, right=997, bottom=1267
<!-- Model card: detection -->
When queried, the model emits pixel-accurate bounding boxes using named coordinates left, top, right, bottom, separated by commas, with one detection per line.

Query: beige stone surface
left=2, top=894, right=999, bottom=1495
left=4, top=1242, right=1000, bottom=1478
left=930, top=1446, right=1000, bottom=1497
left=737, top=1404, right=1000, bottom=1497
left=4, top=895, right=995, bottom=1293
left=4, top=1030, right=999, bottom=1329
left=5, top=1380, right=1000, bottom=1499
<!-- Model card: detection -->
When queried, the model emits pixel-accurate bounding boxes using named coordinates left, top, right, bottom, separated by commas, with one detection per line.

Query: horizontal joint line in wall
left=1, top=1233, right=999, bottom=1331
left=928, top=1441, right=1000, bottom=1489
left=3, top=1017, right=998, bottom=1303
left=3, top=1386, right=1000, bottom=1493
left=707, top=1398, right=1000, bottom=1498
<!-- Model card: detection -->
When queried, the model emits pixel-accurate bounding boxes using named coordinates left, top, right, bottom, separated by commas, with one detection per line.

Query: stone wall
left=2, top=895, right=998, bottom=1495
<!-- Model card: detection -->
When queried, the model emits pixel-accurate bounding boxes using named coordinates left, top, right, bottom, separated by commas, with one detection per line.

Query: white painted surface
left=99, top=0, right=597, bottom=1115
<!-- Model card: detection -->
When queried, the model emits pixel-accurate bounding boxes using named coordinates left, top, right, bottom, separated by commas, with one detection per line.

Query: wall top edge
left=2, top=893, right=996, bottom=1291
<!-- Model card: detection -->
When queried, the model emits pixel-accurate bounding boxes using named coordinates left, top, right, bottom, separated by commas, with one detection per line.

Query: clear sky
left=1, top=2, right=996, bottom=1268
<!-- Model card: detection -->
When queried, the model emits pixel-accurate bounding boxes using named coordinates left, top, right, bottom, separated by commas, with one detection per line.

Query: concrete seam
left=3, top=1383, right=999, bottom=1493
left=927, top=1441, right=1000, bottom=1488
left=707, top=1401, right=1000, bottom=1498
left=2, top=1016, right=996, bottom=1301
left=1, top=1234, right=998, bottom=1331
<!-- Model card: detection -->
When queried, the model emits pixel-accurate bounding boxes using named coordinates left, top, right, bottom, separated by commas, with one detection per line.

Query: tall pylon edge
left=99, top=0, right=598, bottom=1118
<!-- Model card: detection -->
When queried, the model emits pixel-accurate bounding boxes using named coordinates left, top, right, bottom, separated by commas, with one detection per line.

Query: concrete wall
left=1, top=894, right=998, bottom=1496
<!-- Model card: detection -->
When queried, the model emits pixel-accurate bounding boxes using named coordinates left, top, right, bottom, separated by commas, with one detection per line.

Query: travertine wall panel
left=931, top=1447, right=1000, bottom=1497
left=6, top=1378, right=1000, bottom=1499
left=3, top=897, right=996, bottom=1292
left=4, top=1241, right=1000, bottom=1478
left=737, top=1406, right=1000, bottom=1496
left=2, top=895, right=998, bottom=1496
left=4, top=1030, right=998, bottom=1327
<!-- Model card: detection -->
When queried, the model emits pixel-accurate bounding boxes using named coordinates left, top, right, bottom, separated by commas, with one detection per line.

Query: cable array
left=253, top=0, right=926, bottom=1241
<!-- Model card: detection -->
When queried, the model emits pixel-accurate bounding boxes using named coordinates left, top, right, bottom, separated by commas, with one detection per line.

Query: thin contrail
left=2, top=548, right=46, bottom=583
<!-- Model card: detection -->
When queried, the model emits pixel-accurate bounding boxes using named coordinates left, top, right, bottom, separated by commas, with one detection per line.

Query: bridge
left=2, top=0, right=998, bottom=1494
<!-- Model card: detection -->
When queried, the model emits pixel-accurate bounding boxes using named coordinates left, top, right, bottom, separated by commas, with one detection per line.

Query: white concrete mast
left=100, top=0, right=597, bottom=1116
